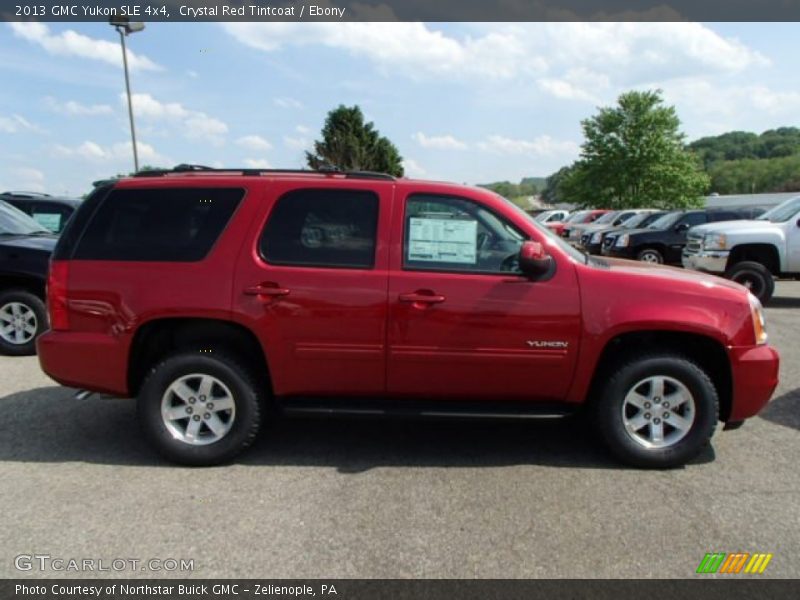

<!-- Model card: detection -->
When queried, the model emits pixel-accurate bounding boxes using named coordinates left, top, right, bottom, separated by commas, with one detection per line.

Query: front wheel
left=636, top=248, right=664, bottom=264
left=725, top=261, right=775, bottom=304
left=594, top=355, right=719, bottom=468
left=138, top=352, right=262, bottom=465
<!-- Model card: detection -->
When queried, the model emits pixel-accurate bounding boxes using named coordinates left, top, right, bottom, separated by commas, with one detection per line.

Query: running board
left=277, top=398, right=576, bottom=421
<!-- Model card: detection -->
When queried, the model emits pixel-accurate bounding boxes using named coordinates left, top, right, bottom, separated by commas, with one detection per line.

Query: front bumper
left=583, top=242, right=603, bottom=255
left=682, top=250, right=729, bottom=274
left=727, top=344, right=780, bottom=422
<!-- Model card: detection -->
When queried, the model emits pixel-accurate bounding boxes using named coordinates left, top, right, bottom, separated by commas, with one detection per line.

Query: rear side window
left=260, top=189, right=379, bottom=269
left=73, top=187, right=243, bottom=261
left=680, top=213, right=707, bottom=227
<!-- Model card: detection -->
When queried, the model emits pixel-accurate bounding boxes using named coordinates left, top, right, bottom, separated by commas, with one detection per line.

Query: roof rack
left=132, top=164, right=396, bottom=181
left=2, top=191, right=52, bottom=198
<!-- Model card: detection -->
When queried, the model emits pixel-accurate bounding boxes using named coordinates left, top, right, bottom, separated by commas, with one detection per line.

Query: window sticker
left=32, top=212, right=62, bottom=232
left=408, top=217, right=477, bottom=264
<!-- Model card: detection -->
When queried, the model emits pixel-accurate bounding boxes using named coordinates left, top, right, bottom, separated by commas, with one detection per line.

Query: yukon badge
left=526, top=340, right=569, bottom=349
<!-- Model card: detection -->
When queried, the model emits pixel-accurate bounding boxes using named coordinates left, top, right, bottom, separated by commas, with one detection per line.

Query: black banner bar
left=3, top=0, right=800, bottom=22
left=3, top=580, right=800, bottom=600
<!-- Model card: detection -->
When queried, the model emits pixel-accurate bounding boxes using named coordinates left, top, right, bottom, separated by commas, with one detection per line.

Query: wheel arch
left=127, top=317, right=271, bottom=398
left=582, top=330, right=734, bottom=422
left=726, top=243, right=781, bottom=275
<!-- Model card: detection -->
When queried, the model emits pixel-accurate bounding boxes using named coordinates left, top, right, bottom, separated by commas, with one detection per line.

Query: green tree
left=561, top=90, right=709, bottom=210
left=541, top=166, right=574, bottom=204
left=306, top=105, right=404, bottom=176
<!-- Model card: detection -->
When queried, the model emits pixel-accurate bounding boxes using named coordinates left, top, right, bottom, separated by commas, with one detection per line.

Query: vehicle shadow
left=767, top=295, right=800, bottom=309
left=0, top=386, right=716, bottom=471
left=759, top=387, right=800, bottom=431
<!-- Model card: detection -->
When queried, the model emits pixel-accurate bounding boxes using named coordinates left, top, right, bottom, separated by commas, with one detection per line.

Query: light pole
left=110, top=17, right=145, bottom=172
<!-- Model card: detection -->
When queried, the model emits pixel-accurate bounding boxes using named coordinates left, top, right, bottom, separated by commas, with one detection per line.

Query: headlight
left=591, top=232, right=603, bottom=243
left=615, top=234, right=630, bottom=247
left=703, top=233, right=728, bottom=251
left=749, top=294, right=768, bottom=345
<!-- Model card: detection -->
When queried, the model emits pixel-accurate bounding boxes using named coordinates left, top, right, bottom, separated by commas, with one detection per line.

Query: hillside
left=688, top=127, right=800, bottom=194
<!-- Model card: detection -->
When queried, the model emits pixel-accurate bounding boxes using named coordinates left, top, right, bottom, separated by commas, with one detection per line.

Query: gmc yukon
left=37, top=166, right=779, bottom=467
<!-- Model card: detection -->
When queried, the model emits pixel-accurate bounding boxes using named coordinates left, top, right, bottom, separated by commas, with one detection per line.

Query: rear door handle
left=398, top=291, right=446, bottom=304
left=244, top=284, right=291, bottom=298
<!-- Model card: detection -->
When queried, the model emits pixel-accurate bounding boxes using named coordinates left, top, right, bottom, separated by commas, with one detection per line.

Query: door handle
left=244, top=284, right=291, bottom=298
left=398, top=291, right=446, bottom=304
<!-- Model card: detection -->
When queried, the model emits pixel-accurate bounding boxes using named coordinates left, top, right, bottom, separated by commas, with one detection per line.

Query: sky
left=1, top=21, right=799, bottom=196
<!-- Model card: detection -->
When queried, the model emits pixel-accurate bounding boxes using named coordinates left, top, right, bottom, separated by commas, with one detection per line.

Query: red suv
left=38, top=166, right=779, bottom=467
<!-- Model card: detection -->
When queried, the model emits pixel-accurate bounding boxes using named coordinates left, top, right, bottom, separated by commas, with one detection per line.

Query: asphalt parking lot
left=1, top=282, right=798, bottom=579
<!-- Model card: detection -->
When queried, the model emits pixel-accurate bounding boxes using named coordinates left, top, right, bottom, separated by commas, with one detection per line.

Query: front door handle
left=244, top=284, right=291, bottom=298
left=398, top=291, right=446, bottom=305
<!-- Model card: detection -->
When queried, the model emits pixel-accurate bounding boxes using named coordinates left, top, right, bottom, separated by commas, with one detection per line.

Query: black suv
left=601, top=209, right=756, bottom=264
left=0, top=191, right=80, bottom=234
left=0, top=200, right=56, bottom=355
left=581, top=211, right=667, bottom=255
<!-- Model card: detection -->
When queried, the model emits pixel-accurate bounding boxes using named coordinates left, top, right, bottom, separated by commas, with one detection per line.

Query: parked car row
left=600, top=208, right=764, bottom=265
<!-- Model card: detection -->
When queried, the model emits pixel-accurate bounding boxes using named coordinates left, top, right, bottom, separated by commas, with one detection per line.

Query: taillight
left=47, top=260, right=69, bottom=331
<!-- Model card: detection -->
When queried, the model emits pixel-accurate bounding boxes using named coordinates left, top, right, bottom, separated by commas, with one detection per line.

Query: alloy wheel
left=161, top=373, right=236, bottom=445
left=621, top=375, right=696, bottom=449
left=0, top=302, right=38, bottom=345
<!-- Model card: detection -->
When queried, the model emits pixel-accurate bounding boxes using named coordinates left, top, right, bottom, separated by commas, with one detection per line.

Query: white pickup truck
left=682, top=196, right=800, bottom=303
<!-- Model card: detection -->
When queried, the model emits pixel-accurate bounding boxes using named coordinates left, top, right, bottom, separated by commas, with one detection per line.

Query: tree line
left=111, top=95, right=798, bottom=206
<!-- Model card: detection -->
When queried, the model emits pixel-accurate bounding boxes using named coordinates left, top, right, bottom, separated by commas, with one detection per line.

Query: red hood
left=599, top=257, right=749, bottom=296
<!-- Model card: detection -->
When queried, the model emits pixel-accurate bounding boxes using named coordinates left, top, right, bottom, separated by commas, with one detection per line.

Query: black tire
left=725, top=261, right=775, bottom=304
left=0, top=289, right=47, bottom=356
left=636, top=248, right=664, bottom=264
left=137, top=352, right=262, bottom=466
left=594, top=354, right=719, bottom=469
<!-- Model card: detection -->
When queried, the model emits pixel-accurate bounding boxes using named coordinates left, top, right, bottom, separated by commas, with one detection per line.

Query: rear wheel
left=725, top=261, right=775, bottom=304
left=138, top=352, right=262, bottom=465
left=636, top=248, right=664, bottom=264
left=594, top=354, right=718, bottom=468
left=0, top=289, right=47, bottom=356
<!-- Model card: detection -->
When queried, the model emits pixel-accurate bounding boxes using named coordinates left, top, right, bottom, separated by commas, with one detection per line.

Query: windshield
left=565, top=210, right=591, bottom=223
left=591, top=211, right=618, bottom=225
left=0, top=200, right=50, bottom=235
left=647, top=211, right=682, bottom=230
left=756, top=196, right=800, bottom=223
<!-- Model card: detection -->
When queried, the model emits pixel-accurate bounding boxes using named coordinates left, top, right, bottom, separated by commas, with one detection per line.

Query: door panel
left=233, top=182, right=392, bottom=397
left=387, top=192, right=581, bottom=401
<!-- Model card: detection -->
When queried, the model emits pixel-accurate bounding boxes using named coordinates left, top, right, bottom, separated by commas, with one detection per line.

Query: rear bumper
left=728, top=344, right=780, bottom=421
left=37, top=331, right=130, bottom=396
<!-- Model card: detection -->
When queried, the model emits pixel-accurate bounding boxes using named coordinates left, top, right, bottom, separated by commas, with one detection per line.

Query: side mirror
left=675, top=222, right=690, bottom=232
left=519, top=241, right=554, bottom=277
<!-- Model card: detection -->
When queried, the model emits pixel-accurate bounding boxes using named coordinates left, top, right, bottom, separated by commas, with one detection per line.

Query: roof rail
left=2, top=191, right=52, bottom=198
left=131, top=164, right=396, bottom=181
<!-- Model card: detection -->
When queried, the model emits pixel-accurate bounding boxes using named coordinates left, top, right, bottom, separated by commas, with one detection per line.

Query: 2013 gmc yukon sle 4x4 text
left=38, top=167, right=780, bottom=468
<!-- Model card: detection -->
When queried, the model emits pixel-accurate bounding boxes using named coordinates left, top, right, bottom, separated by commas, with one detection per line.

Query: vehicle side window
left=31, top=203, right=72, bottom=233
left=614, top=211, right=636, bottom=225
left=73, top=187, right=243, bottom=261
left=404, top=194, right=525, bottom=274
left=709, top=211, right=739, bottom=222
left=260, top=188, right=379, bottom=269
left=680, top=213, right=707, bottom=228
